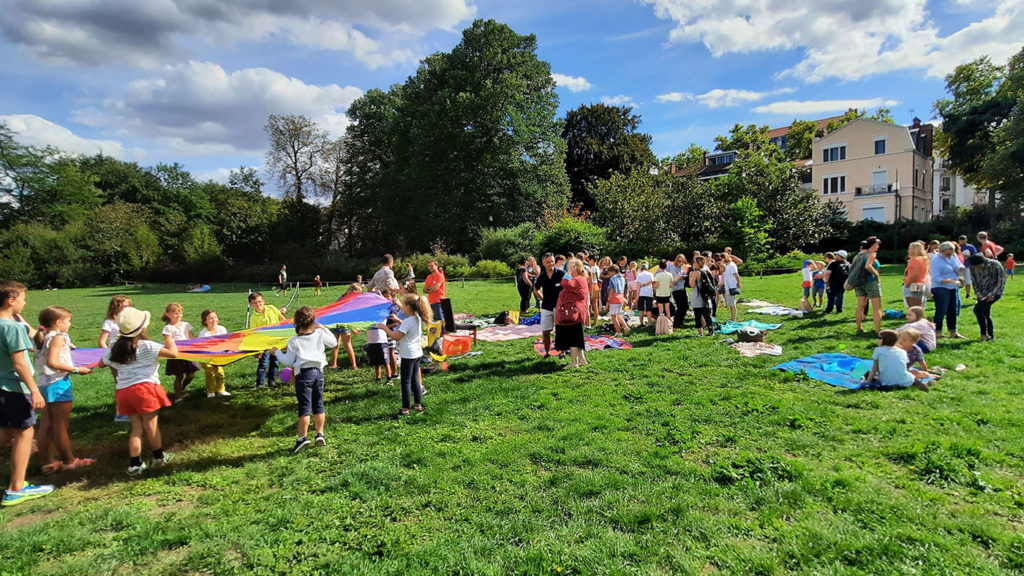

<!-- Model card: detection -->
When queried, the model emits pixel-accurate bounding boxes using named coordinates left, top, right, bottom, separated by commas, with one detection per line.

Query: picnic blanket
left=718, top=320, right=783, bottom=334
left=476, top=324, right=544, bottom=342
left=731, top=342, right=783, bottom=357
left=773, top=353, right=873, bottom=389
left=740, top=299, right=777, bottom=307
left=750, top=305, right=805, bottom=318
left=521, top=313, right=541, bottom=326
left=883, top=309, right=906, bottom=319
left=532, top=335, right=633, bottom=355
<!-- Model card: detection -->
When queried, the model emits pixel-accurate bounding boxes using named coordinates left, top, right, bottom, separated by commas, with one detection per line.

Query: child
left=198, top=309, right=230, bottom=398
left=100, top=294, right=132, bottom=422
left=377, top=294, right=432, bottom=416
left=653, top=259, right=674, bottom=322
left=1007, top=253, right=1015, bottom=280
left=899, top=306, right=937, bottom=353
left=314, top=275, right=323, bottom=297
left=625, top=261, right=639, bottom=311
left=801, top=260, right=815, bottom=300
left=0, top=281, right=54, bottom=506
left=896, top=328, right=930, bottom=376
left=161, top=303, right=198, bottom=402
left=636, top=261, right=655, bottom=327
left=329, top=284, right=362, bottom=371
left=864, top=329, right=929, bottom=391
left=249, top=292, right=285, bottom=388
left=99, top=307, right=178, bottom=475
left=811, top=260, right=826, bottom=308
left=33, top=306, right=95, bottom=474
left=271, top=306, right=338, bottom=454
left=607, top=265, right=629, bottom=337
left=364, top=294, right=393, bottom=382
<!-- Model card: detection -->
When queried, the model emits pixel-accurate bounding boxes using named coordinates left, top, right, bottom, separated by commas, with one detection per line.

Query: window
left=915, top=168, right=920, bottom=187
left=941, top=197, right=951, bottom=211
left=941, top=176, right=951, bottom=191
left=862, top=206, right=886, bottom=222
left=822, top=145, right=846, bottom=163
left=822, top=175, right=846, bottom=195
left=874, top=139, right=886, bottom=154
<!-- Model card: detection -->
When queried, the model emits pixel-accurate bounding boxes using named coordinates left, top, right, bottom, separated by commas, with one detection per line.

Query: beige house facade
left=811, top=118, right=934, bottom=223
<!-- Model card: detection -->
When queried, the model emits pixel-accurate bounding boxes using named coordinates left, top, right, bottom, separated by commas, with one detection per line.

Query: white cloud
left=0, top=114, right=126, bottom=157
left=191, top=167, right=235, bottom=184
left=0, top=0, right=475, bottom=69
left=656, top=87, right=795, bottom=107
left=600, top=94, right=638, bottom=107
left=752, top=98, right=899, bottom=115
left=640, top=0, right=1024, bottom=82
left=72, top=61, right=362, bottom=155
left=551, top=73, right=591, bottom=93
left=655, top=92, right=693, bottom=103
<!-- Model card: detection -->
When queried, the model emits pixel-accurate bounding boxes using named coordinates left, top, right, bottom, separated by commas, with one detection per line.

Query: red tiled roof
left=767, top=113, right=850, bottom=139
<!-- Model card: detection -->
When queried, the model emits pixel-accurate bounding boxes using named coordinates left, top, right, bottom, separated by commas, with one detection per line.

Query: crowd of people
left=0, top=232, right=1013, bottom=507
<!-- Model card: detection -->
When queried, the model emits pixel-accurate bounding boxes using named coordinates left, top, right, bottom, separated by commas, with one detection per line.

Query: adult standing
left=902, top=242, right=929, bottom=309
left=721, top=253, right=741, bottom=322
left=526, top=256, right=542, bottom=308
left=930, top=241, right=966, bottom=339
left=515, top=258, right=533, bottom=315
left=277, top=265, right=288, bottom=297
left=367, top=254, right=400, bottom=293
left=532, top=253, right=565, bottom=357
left=823, top=250, right=849, bottom=314
left=957, top=235, right=978, bottom=298
left=424, top=260, right=447, bottom=326
left=854, top=237, right=883, bottom=333
left=668, top=254, right=689, bottom=329
left=967, top=254, right=1006, bottom=341
left=688, top=256, right=714, bottom=336
left=554, top=259, right=590, bottom=369
left=976, top=231, right=1004, bottom=259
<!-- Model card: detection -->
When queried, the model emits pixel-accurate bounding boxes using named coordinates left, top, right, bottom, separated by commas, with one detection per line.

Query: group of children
left=865, top=306, right=938, bottom=391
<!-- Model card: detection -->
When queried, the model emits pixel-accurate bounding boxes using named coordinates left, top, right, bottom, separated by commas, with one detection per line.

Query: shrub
left=745, top=250, right=825, bottom=274
left=478, top=224, right=537, bottom=266
left=470, top=259, right=513, bottom=278
left=533, top=217, right=607, bottom=257
left=403, top=252, right=472, bottom=279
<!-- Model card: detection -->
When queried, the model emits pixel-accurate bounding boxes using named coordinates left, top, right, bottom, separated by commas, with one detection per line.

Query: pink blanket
left=476, top=324, right=544, bottom=342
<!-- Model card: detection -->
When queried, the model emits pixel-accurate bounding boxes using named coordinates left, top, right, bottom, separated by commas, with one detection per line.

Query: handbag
left=556, top=300, right=582, bottom=325
left=728, top=287, right=741, bottom=296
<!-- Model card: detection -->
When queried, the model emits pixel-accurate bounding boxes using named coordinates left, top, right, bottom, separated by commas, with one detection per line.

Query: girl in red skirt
left=99, top=307, right=179, bottom=476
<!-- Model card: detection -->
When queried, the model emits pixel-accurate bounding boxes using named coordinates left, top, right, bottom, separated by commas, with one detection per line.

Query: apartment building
left=811, top=118, right=934, bottom=223
left=933, top=154, right=984, bottom=215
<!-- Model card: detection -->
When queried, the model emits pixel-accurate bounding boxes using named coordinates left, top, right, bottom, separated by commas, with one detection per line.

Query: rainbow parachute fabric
left=72, top=292, right=393, bottom=368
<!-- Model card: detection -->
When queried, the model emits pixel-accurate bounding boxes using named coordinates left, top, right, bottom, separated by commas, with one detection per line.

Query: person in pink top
left=902, top=241, right=929, bottom=308
left=976, top=231, right=1004, bottom=259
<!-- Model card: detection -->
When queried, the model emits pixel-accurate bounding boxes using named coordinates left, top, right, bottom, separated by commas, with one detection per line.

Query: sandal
left=399, top=409, right=410, bottom=416
left=61, top=457, right=96, bottom=471
left=414, top=405, right=424, bottom=412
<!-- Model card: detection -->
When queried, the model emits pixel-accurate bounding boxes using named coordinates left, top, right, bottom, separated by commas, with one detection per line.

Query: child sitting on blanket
left=896, top=328, right=931, bottom=377
left=898, top=306, right=936, bottom=353
left=865, top=330, right=930, bottom=391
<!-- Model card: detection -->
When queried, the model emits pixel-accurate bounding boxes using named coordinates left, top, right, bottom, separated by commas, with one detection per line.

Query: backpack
left=844, top=253, right=869, bottom=290
left=698, top=270, right=716, bottom=302
left=655, top=314, right=674, bottom=335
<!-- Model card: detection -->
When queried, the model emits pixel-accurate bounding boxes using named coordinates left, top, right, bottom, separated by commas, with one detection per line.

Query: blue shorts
left=331, top=326, right=350, bottom=336
left=0, top=390, right=35, bottom=428
left=1008, top=269, right=1015, bottom=276
left=294, top=368, right=325, bottom=418
left=40, top=375, right=73, bottom=403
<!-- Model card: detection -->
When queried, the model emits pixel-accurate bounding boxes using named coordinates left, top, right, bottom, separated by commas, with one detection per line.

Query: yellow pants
left=204, top=365, right=226, bottom=394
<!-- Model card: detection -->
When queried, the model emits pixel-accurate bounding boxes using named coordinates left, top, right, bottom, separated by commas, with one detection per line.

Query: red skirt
left=116, top=382, right=172, bottom=415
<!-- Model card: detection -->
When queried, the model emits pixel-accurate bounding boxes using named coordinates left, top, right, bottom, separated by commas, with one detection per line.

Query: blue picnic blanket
left=718, top=320, right=783, bottom=334
left=521, top=312, right=541, bottom=326
left=883, top=309, right=906, bottom=319
left=773, top=353, right=873, bottom=389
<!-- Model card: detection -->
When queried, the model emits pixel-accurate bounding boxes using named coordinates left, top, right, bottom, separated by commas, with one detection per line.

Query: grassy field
left=1, top=270, right=1023, bottom=575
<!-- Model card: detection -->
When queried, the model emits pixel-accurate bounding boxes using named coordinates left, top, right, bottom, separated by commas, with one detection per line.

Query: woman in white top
left=377, top=294, right=433, bottom=416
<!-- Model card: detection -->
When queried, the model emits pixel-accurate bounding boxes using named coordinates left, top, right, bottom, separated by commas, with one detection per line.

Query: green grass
left=2, top=271, right=1023, bottom=575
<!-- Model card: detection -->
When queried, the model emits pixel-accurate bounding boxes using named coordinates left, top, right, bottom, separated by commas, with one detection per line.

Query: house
left=933, top=154, right=984, bottom=215
left=695, top=150, right=737, bottom=180
left=810, top=118, right=934, bottom=223
left=766, top=112, right=850, bottom=152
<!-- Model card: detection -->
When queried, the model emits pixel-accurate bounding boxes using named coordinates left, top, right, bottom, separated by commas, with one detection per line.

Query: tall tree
left=714, top=123, right=771, bottom=153
left=562, top=103, right=656, bottom=213
left=264, top=114, right=327, bottom=202
left=783, top=119, right=820, bottom=161
left=666, top=143, right=707, bottom=170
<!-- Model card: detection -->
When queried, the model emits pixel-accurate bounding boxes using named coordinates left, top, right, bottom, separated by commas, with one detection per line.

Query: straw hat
left=116, top=307, right=151, bottom=338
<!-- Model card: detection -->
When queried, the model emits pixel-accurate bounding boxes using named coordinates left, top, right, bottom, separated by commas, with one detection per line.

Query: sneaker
left=151, top=452, right=175, bottom=468
left=293, top=437, right=311, bottom=454
left=420, top=385, right=428, bottom=395
left=207, top=392, right=216, bottom=398
left=314, top=433, right=326, bottom=447
left=1, top=483, right=54, bottom=507
left=127, top=462, right=148, bottom=476
left=217, top=391, right=231, bottom=397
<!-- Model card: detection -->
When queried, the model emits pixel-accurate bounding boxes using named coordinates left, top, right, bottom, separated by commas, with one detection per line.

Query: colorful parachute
left=72, top=292, right=393, bottom=368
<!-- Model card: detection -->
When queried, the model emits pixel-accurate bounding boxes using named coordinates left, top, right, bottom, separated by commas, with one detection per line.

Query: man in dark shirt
left=532, top=253, right=565, bottom=356
left=823, top=250, right=850, bottom=314
left=958, top=235, right=978, bottom=298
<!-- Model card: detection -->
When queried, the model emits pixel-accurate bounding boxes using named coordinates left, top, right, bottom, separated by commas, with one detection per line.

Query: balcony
left=854, top=184, right=894, bottom=196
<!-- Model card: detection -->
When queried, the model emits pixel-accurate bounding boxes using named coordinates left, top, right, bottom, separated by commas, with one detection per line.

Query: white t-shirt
left=275, top=328, right=338, bottom=370
left=724, top=262, right=740, bottom=290
left=397, top=315, right=423, bottom=359
left=101, top=319, right=120, bottom=345
left=162, top=322, right=193, bottom=342
left=199, top=325, right=227, bottom=338
left=589, top=265, right=600, bottom=285
left=637, top=271, right=655, bottom=298
left=35, top=331, right=73, bottom=387
left=873, top=346, right=914, bottom=388
left=103, top=340, right=163, bottom=389
left=802, top=267, right=814, bottom=283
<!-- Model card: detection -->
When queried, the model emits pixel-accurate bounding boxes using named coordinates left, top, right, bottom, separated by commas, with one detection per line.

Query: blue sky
left=1, top=0, right=1021, bottom=187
